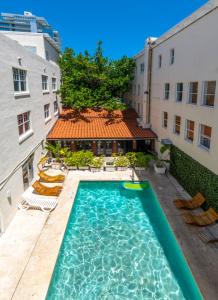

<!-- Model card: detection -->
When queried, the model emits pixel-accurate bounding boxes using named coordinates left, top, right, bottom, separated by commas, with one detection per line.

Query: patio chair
left=182, top=208, right=218, bottom=226
left=19, top=187, right=58, bottom=212
left=38, top=171, right=65, bottom=183
left=174, top=193, right=205, bottom=209
left=32, top=180, right=62, bottom=196
left=198, top=224, right=218, bottom=243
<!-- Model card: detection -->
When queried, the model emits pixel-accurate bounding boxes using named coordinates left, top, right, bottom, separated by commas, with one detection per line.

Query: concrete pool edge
left=11, top=170, right=218, bottom=300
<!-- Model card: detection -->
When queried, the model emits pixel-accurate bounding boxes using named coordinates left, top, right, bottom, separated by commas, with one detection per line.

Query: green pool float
left=122, top=181, right=149, bottom=191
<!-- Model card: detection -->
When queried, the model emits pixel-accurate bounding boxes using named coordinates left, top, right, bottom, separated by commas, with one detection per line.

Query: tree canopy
left=59, top=41, right=135, bottom=111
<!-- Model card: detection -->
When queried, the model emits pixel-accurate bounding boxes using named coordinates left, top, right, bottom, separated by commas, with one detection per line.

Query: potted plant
left=154, top=159, right=166, bottom=174
left=90, top=157, right=104, bottom=172
left=154, top=144, right=170, bottom=174
left=114, top=155, right=129, bottom=171
left=45, top=142, right=62, bottom=169
left=77, top=150, right=93, bottom=170
left=64, top=155, right=78, bottom=170
left=135, top=153, right=151, bottom=171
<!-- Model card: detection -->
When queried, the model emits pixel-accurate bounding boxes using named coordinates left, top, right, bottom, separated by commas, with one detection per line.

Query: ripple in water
left=46, top=181, right=185, bottom=300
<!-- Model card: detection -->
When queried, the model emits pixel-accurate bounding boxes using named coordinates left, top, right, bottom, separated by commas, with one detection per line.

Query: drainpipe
left=145, top=38, right=153, bottom=125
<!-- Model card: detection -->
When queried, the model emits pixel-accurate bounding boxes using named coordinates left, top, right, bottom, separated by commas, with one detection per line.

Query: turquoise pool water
left=46, top=181, right=202, bottom=300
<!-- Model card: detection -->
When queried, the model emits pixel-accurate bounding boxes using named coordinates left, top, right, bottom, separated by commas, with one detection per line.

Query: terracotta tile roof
left=47, top=108, right=157, bottom=140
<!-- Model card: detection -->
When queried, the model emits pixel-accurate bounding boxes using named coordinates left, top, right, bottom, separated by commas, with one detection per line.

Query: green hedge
left=170, top=145, right=218, bottom=211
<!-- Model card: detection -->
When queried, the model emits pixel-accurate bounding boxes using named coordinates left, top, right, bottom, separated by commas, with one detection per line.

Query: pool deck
left=0, top=169, right=217, bottom=300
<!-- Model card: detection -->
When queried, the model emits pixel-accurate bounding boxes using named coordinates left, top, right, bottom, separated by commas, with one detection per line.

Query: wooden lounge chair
left=198, top=224, right=218, bottom=244
left=32, top=180, right=62, bottom=196
left=183, top=208, right=218, bottom=226
left=174, top=193, right=205, bottom=209
left=38, top=171, right=65, bottom=183
left=19, top=187, right=58, bottom=212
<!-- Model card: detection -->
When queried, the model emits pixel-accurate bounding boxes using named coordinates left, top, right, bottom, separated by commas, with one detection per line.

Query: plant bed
left=78, top=166, right=90, bottom=170
left=90, top=157, right=104, bottom=172
left=114, top=155, right=129, bottom=171
left=67, top=165, right=77, bottom=170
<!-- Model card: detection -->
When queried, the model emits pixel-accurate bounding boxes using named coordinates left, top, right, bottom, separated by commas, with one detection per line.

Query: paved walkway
left=0, top=169, right=217, bottom=300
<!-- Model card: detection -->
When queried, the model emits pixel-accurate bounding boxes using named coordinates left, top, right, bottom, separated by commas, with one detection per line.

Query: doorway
left=22, top=155, right=34, bottom=190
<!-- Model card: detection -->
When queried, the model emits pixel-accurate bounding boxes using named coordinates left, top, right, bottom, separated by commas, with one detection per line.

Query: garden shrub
left=170, top=145, right=218, bottom=210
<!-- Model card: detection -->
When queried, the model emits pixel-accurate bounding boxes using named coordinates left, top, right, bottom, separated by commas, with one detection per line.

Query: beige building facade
left=129, top=0, right=218, bottom=175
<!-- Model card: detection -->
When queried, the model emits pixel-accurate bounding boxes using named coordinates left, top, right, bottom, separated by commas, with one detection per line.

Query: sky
left=1, top=0, right=208, bottom=59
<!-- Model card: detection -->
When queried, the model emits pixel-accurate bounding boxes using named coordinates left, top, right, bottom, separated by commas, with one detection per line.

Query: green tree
left=59, top=41, right=135, bottom=111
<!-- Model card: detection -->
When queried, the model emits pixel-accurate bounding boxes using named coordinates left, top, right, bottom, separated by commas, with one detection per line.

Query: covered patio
left=47, top=108, right=157, bottom=155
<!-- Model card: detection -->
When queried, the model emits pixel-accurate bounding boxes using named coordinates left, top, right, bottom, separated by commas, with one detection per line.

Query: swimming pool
left=46, top=181, right=202, bottom=300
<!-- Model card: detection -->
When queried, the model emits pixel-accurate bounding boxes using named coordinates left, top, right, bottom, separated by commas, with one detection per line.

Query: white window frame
left=174, top=115, right=181, bottom=135
left=199, top=124, right=212, bottom=151
left=202, top=81, right=216, bottom=107
left=42, top=75, right=49, bottom=92
left=162, top=111, right=168, bottom=128
left=52, top=77, right=57, bottom=91
left=44, top=104, right=51, bottom=122
left=170, top=48, right=175, bottom=65
left=140, top=63, right=144, bottom=73
left=138, top=84, right=140, bottom=96
left=158, top=55, right=162, bottom=69
left=176, top=83, right=183, bottom=102
left=185, top=120, right=195, bottom=143
left=13, top=67, right=28, bottom=94
left=164, top=83, right=170, bottom=100
left=54, top=101, right=59, bottom=115
left=188, top=82, right=198, bottom=104
left=17, top=111, right=33, bottom=143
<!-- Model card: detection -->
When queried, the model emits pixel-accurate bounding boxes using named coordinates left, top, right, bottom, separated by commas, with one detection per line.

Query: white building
left=3, top=32, right=60, bottom=64
left=0, top=33, right=61, bottom=232
left=130, top=0, right=218, bottom=175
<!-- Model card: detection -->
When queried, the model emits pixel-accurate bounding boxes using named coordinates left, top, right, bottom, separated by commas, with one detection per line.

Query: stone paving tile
left=0, top=210, right=49, bottom=300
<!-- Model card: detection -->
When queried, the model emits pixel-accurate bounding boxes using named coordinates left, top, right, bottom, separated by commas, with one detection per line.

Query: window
left=22, top=156, right=34, bottom=190
left=137, top=103, right=140, bottom=114
left=54, top=101, right=58, bottom=113
left=52, top=77, right=57, bottom=91
left=176, top=83, right=183, bottom=102
left=17, top=112, right=31, bottom=136
left=44, top=104, right=50, bottom=120
left=170, top=48, right=175, bottom=65
left=13, top=68, right=27, bottom=92
left=199, top=124, right=212, bottom=150
left=42, top=75, right=48, bottom=91
left=174, top=115, right=181, bottom=135
left=138, top=84, right=140, bottom=96
left=202, top=81, right=216, bottom=106
left=162, top=112, right=168, bottom=128
left=158, top=55, right=162, bottom=68
left=164, top=83, right=170, bottom=100
left=188, top=82, right=198, bottom=104
left=140, top=63, right=144, bottom=73
left=186, top=120, right=195, bottom=142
